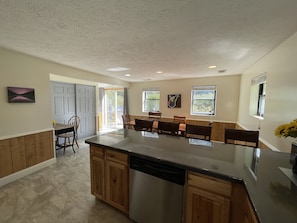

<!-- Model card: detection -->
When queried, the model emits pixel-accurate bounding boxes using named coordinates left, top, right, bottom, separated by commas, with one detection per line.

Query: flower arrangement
left=275, top=119, right=297, bottom=138
left=52, top=119, right=56, bottom=126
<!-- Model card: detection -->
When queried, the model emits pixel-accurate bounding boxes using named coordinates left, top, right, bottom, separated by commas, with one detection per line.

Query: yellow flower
left=274, top=124, right=287, bottom=137
left=52, top=120, right=56, bottom=126
left=275, top=119, right=297, bottom=138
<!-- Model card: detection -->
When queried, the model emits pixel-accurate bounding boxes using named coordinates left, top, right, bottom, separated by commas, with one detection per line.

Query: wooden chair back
left=68, top=115, right=80, bottom=134
left=134, top=119, right=154, bottom=132
left=185, top=124, right=212, bottom=141
left=122, top=115, right=130, bottom=129
left=148, top=112, right=162, bottom=120
left=224, top=128, right=259, bottom=148
left=157, top=121, right=180, bottom=136
left=173, top=115, right=186, bottom=124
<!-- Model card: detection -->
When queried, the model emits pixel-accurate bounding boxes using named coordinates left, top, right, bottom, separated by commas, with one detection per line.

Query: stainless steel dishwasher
left=129, top=155, right=185, bottom=223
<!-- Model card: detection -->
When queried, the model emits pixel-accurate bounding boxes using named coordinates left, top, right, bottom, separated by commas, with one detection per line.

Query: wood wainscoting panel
left=24, top=134, right=38, bottom=167
left=0, top=139, right=13, bottom=178
left=36, top=131, right=54, bottom=163
left=185, top=120, right=210, bottom=126
left=10, top=137, right=26, bottom=173
left=0, top=130, right=54, bottom=179
left=211, top=122, right=236, bottom=142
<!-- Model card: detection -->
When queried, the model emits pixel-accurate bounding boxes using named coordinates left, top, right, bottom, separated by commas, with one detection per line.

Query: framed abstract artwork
left=168, top=94, right=181, bottom=108
left=7, top=86, right=35, bottom=103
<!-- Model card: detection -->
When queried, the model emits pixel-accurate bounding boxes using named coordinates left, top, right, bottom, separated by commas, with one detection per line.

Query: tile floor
left=0, top=140, right=133, bottom=223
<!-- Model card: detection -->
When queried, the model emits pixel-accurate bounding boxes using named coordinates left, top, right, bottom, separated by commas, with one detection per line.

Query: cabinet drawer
left=106, top=150, right=128, bottom=165
left=188, top=172, right=232, bottom=197
left=90, top=145, right=104, bottom=158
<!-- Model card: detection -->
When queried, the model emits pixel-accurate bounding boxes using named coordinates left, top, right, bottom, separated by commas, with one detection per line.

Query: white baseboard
left=0, top=158, right=57, bottom=187
left=259, top=137, right=279, bottom=151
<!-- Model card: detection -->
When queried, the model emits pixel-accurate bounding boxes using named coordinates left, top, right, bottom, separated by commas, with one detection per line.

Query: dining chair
left=148, top=112, right=162, bottom=120
left=224, top=128, right=259, bottom=148
left=134, top=119, right=154, bottom=132
left=185, top=124, right=212, bottom=141
left=56, top=115, right=80, bottom=153
left=122, top=114, right=132, bottom=129
left=157, top=121, right=180, bottom=136
left=173, top=115, right=186, bottom=124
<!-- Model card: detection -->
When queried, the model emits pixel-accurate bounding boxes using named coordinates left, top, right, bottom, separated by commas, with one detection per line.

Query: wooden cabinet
left=90, top=145, right=129, bottom=213
left=185, top=172, right=232, bottom=223
left=89, top=145, right=259, bottom=221
left=105, top=150, right=129, bottom=213
left=242, top=195, right=258, bottom=223
left=90, top=145, right=104, bottom=199
left=231, top=183, right=259, bottom=223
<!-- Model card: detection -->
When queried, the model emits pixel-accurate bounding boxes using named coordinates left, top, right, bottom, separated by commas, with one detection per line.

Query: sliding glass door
left=103, top=89, right=124, bottom=130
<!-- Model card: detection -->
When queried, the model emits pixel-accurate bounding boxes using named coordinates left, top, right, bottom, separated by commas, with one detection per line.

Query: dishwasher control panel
left=130, top=155, right=185, bottom=185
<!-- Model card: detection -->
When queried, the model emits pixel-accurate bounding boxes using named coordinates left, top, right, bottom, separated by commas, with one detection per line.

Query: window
left=249, top=74, right=266, bottom=118
left=257, top=83, right=266, bottom=117
left=191, top=86, right=216, bottom=115
left=142, top=90, right=160, bottom=112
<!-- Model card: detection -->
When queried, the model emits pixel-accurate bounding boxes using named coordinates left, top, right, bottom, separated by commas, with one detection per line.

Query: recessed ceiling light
left=125, top=74, right=131, bottom=77
left=208, top=65, right=216, bottom=69
left=107, top=67, right=130, bottom=72
left=156, top=71, right=163, bottom=74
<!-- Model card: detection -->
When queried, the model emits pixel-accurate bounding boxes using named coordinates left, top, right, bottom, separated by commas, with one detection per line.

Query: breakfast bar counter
left=85, top=129, right=297, bottom=223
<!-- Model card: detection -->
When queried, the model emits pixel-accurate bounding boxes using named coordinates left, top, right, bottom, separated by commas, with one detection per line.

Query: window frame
left=142, top=89, right=160, bottom=112
left=249, top=74, right=267, bottom=119
left=190, top=85, right=217, bottom=116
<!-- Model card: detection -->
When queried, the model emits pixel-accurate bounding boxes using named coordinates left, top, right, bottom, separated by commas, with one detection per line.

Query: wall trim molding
left=259, top=137, right=279, bottom=151
left=0, top=158, right=56, bottom=187
left=0, top=128, right=54, bottom=140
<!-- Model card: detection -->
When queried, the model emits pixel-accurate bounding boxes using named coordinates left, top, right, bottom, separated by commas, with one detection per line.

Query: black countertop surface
left=85, top=129, right=297, bottom=223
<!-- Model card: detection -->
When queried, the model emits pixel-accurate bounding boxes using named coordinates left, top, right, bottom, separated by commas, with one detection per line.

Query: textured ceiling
left=1, top=0, right=297, bottom=82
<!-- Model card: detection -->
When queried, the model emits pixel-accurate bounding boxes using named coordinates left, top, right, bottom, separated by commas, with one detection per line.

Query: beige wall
left=238, top=31, right=297, bottom=152
left=2, top=28, right=297, bottom=153
left=128, top=75, right=241, bottom=122
left=0, top=47, right=129, bottom=138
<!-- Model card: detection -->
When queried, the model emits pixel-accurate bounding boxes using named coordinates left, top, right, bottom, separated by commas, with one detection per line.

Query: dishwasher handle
left=130, top=155, right=185, bottom=185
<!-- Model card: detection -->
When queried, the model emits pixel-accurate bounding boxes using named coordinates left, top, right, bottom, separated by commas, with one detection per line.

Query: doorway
left=102, top=88, right=124, bottom=131
left=51, top=81, right=96, bottom=139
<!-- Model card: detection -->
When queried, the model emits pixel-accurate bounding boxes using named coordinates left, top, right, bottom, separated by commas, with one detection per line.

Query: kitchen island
left=85, top=129, right=297, bottom=223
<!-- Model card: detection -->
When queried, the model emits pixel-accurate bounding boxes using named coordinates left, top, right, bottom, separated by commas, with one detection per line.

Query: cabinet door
left=105, top=160, right=129, bottom=213
left=231, top=183, right=259, bottom=223
left=185, top=186, right=230, bottom=223
left=243, top=196, right=258, bottom=223
left=90, top=155, right=104, bottom=199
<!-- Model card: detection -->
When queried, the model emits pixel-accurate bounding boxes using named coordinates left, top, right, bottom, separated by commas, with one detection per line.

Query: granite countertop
left=85, top=129, right=297, bottom=223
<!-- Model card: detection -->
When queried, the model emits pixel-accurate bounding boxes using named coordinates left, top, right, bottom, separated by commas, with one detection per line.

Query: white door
left=51, top=82, right=96, bottom=139
left=51, top=82, right=75, bottom=124
left=76, top=84, right=96, bottom=139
